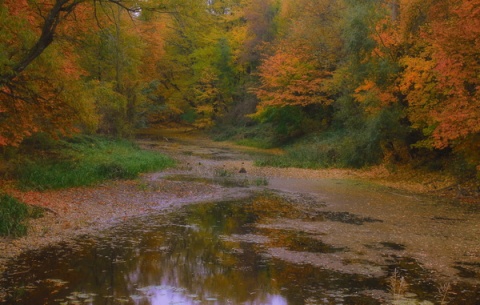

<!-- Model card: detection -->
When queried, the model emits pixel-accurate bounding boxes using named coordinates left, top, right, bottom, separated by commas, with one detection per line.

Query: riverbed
left=1, top=129, right=479, bottom=304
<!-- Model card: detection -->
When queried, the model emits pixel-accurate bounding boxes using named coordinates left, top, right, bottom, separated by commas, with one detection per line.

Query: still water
left=1, top=192, right=479, bottom=305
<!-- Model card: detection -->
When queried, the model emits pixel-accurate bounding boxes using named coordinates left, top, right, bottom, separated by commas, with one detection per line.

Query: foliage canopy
left=0, top=0, right=478, bottom=175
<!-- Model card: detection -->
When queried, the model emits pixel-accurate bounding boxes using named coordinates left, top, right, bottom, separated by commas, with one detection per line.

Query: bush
left=0, top=194, right=29, bottom=237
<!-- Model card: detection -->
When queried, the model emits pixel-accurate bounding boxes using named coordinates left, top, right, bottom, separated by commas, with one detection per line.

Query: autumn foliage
left=364, top=0, right=480, bottom=169
left=0, top=0, right=479, bottom=176
left=0, top=0, right=168, bottom=145
left=255, top=44, right=332, bottom=109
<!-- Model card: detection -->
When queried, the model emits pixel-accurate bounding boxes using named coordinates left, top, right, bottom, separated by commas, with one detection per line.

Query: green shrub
left=235, top=138, right=276, bottom=149
left=257, top=106, right=305, bottom=139
left=0, top=194, right=29, bottom=237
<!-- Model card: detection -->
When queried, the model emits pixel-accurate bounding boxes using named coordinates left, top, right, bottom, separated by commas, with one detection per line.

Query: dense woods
left=1, top=0, right=479, bottom=179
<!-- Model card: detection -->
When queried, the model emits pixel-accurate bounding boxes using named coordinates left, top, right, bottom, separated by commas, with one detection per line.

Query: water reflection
left=140, top=284, right=287, bottom=305
left=1, top=193, right=479, bottom=304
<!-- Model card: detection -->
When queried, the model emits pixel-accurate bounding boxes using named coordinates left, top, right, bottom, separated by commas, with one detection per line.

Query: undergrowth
left=14, top=135, right=175, bottom=190
left=0, top=194, right=43, bottom=237
left=254, top=130, right=383, bottom=169
left=210, top=123, right=279, bottom=149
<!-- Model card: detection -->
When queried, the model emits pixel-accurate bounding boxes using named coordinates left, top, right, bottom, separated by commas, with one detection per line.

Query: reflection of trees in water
left=4, top=195, right=379, bottom=304
left=6, top=193, right=477, bottom=304
left=124, top=198, right=286, bottom=304
left=121, top=195, right=382, bottom=304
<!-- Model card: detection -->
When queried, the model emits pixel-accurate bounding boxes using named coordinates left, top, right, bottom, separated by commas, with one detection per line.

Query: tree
left=239, top=0, right=279, bottom=68
left=0, top=0, right=148, bottom=87
left=251, top=0, right=344, bottom=136
left=149, top=0, right=249, bottom=128
left=0, top=0, right=169, bottom=145
left=0, top=0, right=97, bottom=145
left=423, top=0, right=480, bottom=149
left=254, top=44, right=332, bottom=109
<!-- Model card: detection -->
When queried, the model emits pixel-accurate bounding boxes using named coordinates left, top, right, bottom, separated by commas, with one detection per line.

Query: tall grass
left=0, top=194, right=29, bottom=237
left=15, top=136, right=175, bottom=190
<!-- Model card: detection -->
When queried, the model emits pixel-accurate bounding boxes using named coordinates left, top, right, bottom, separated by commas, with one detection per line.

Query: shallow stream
left=1, top=131, right=479, bottom=304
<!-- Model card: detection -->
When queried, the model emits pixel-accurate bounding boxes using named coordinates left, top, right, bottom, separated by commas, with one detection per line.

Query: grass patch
left=15, top=135, right=175, bottom=190
left=0, top=194, right=46, bottom=237
left=0, top=194, right=30, bottom=237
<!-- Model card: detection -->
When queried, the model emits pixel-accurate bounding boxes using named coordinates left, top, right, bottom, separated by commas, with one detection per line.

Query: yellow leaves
left=63, top=83, right=99, bottom=134
left=195, top=105, right=214, bottom=114
left=193, top=105, right=215, bottom=129
left=398, top=56, right=436, bottom=99
left=193, top=69, right=219, bottom=102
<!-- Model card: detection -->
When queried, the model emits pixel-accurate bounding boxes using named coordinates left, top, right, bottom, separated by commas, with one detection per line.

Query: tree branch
left=0, top=0, right=162, bottom=88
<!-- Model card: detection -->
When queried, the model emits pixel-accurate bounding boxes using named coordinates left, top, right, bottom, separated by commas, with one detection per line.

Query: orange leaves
left=254, top=44, right=332, bottom=110
left=138, top=18, right=167, bottom=79
left=4, top=0, right=37, bottom=26
left=0, top=0, right=173, bottom=145
left=354, top=80, right=376, bottom=95
left=363, top=0, right=480, bottom=150
left=251, top=0, right=342, bottom=116
left=0, top=0, right=86, bottom=146
left=0, top=135, right=8, bottom=147
left=0, top=95, right=75, bottom=147
left=353, top=80, right=397, bottom=114
left=0, top=46, right=81, bottom=146
left=410, top=0, right=480, bottom=149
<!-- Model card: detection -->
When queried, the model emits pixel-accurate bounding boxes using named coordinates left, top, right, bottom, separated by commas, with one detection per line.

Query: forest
left=1, top=2, right=480, bottom=303
left=1, top=0, right=479, bottom=180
